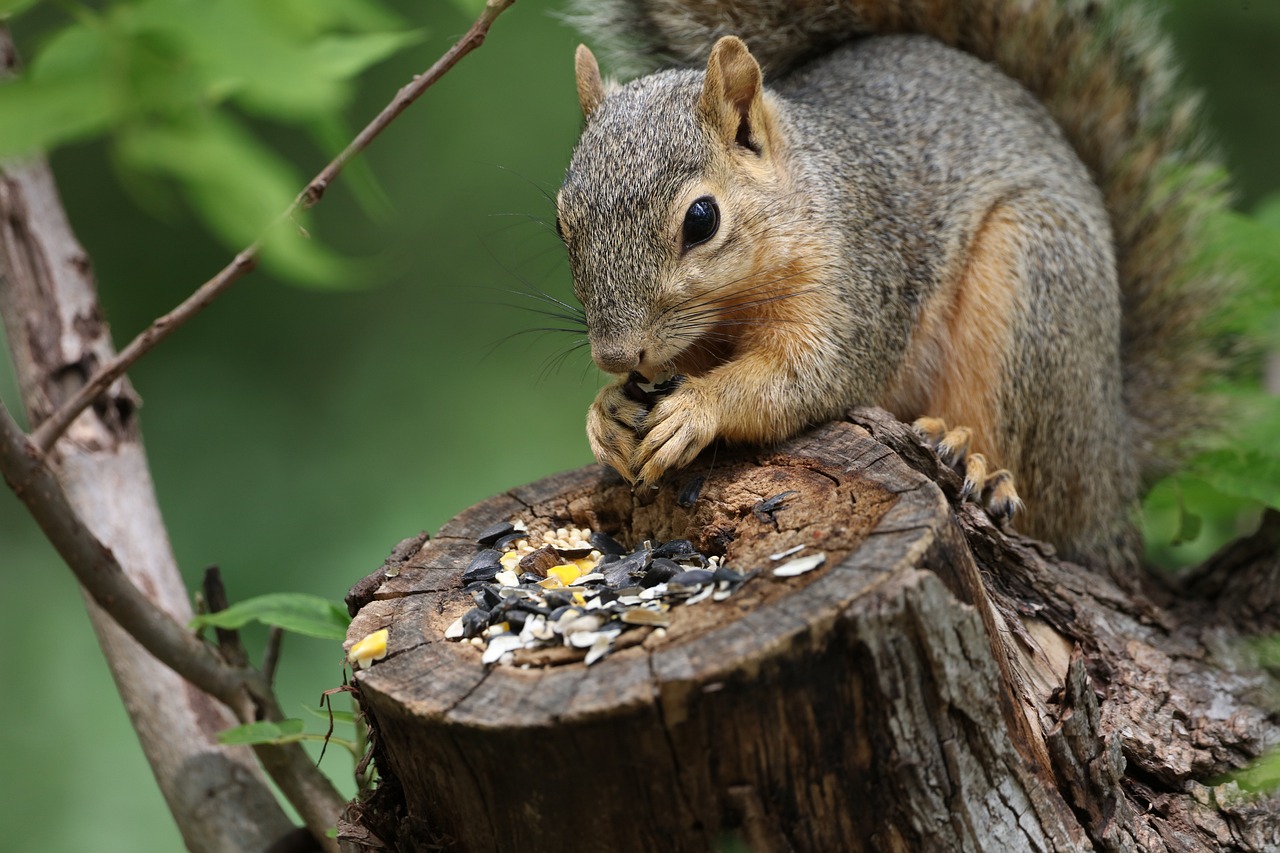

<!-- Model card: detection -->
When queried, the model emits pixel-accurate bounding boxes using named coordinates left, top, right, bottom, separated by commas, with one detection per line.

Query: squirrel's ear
left=699, top=36, right=765, bottom=153
left=575, top=44, right=606, bottom=118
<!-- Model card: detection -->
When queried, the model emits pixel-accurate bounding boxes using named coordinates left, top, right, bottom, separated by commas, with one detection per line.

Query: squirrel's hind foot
left=912, top=416, right=1023, bottom=525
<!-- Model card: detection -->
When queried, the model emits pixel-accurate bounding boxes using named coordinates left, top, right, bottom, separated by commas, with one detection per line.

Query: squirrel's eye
left=682, top=197, right=719, bottom=250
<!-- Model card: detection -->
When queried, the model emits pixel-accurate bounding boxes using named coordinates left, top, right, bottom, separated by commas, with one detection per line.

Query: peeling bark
left=338, top=408, right=1280, bottom=851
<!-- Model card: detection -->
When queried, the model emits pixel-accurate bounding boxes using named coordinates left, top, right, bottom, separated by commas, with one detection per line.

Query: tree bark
left=340, top=408, right=1280, bottom=852
left=0, top=156, right=295, bottom=851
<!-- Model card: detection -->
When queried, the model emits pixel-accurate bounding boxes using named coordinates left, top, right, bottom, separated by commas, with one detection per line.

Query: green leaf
left=1189, top=450, right=1280, bottom=510
left=261, top=0, right=407, bottom=38
left=0, top=75, right=118, bottom=157
left=304, top=704, right=357, bottom=725
left=1230, top=748, right=1280, bottom=793
left=1201, top=209, right=1280, bottom=342
left=115, top=113, right=348, bottom=284
left=1141, top=475, right=1260, bottom=570
left=307, top=30, right=424, bottom=81
left=0, top=25, right=120, bottom=157
left=190, top=593, right=350, bottom=640
left=1255, top=636, right=1280, bottom=669
left=1170, top=506, right=1201, bottom=546
left=218, top=719, right=307, bottom=746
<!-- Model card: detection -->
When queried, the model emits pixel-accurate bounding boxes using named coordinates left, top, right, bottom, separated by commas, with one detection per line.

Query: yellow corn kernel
left=547, top=563, right=581, bottom=585
left=348, top=628, right=389, bottom=670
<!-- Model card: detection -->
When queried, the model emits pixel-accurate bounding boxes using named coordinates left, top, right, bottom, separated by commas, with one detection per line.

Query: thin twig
left=263, top=626, right=284, bottom=686
left=31, top=0, right=518, bottom=452
left=203, top=565, right=251, bottom=669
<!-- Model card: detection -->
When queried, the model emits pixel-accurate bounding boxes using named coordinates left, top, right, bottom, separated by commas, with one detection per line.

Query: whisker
left=494, top=164, right=558, bottom=206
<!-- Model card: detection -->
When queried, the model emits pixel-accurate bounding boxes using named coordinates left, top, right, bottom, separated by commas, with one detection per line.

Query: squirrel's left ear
left=699, top=36, right=766, bottom=155
left=575, top=44, right=606, bottom=118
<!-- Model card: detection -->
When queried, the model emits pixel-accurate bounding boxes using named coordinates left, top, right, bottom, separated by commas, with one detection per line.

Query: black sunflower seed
left=678, top=475, right=705, bottom=508
left=476, top=521, right=517, bottom=547
left=670, top=569, right=714, bottom=587
left=652, top=539, right=696, bottom=560
left=589, top=531, right=627, bottom=556
left=460, top=607, right=490, bottom=639
left=753, top=490, right=799, bottom=524
left=641, top=557, right=681, bottom=587
left=602, top=550, right=649, bottom=588
left=493, top=532, right=528, bottom=551
left=711, top=565, right=746, bottom=585
left=462, top=549, right=504, bottom=584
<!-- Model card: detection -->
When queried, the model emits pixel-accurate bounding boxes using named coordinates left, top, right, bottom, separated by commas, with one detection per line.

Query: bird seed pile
left=445, top=518, right=826, bottom=667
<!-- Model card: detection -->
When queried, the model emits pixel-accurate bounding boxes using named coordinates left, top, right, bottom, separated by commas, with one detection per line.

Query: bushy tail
left=568, top=0, right=1231, bottom=484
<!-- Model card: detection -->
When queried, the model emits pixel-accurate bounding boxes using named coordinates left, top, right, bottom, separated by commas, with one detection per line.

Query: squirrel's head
left=557, top=37, right=791, bottom=381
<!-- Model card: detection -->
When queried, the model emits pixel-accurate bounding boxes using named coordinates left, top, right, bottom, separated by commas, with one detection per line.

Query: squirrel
left=553, top=0, right=1228, bottom=570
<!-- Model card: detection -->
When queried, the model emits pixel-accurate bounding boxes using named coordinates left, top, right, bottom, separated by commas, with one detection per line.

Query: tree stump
left=339, top=408, right=1280, bottom=852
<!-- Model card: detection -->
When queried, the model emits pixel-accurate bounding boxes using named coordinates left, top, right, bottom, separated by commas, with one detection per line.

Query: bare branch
left=31, top=0, right=519, bottom=452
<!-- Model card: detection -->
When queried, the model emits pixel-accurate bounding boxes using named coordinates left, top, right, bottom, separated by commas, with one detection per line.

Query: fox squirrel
left=554, top=0, right=1228, bottom=569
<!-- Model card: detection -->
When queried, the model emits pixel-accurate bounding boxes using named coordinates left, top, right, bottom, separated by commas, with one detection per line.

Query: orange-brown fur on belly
left=883, top=204, right=1023, bottom=469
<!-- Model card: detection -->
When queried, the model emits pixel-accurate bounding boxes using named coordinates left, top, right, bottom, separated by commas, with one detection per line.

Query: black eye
left=682, top=197, right=719, bottom=250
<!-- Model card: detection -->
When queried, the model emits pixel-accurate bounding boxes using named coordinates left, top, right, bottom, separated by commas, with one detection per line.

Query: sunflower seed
left=476, top=521, right=518, bottom=547
left=482, top=633, right=523, bottom=665
left=584, top=634, right=614, bottom=666
left=772, top=553, right=826, bottom=577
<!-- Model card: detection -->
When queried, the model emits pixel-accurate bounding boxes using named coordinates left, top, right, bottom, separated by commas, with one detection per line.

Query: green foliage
left=1143, top=192, right=1280, bottom=568
left=304, top=704, right=356, bottom=726
left=1232, top=751, right=1280, bottom=793
left=218, top=718, right=307, bottom=746
left=190, top=592, right=350, bottom=640
left=0, top=0, right=420, bottom=283
left=219, top=710, right=361, bottom=756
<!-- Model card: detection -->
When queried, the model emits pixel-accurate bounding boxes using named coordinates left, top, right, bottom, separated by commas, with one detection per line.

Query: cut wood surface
left=340, top=408, right=1280, bottom=853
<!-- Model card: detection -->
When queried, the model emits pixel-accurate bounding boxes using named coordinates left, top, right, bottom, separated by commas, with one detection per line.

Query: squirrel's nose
left=593, top=345, right=643, bottom=375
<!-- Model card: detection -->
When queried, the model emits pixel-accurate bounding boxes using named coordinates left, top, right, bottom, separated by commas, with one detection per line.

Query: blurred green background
left=0, top=1, right=1277, bottom=850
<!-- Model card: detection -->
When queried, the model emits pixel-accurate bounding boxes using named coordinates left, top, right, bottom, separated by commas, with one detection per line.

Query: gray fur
left=559, top=2, right=1229, bottom=570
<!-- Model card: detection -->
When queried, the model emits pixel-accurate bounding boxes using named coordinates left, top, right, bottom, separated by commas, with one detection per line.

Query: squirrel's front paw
left=632, top=383, right=718, bottom=486
left=587, top=382, right=649, bottom=481
left=912, top=416, right=1022, bottom=524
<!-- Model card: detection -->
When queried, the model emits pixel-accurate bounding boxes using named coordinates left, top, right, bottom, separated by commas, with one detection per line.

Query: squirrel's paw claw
left=981, top=469, right=1023, bottom=524
left=632, top=387, right=717, bottom=486
left=959, top=451, right=988, bottom=501
left=912, top=417, right=1020, bottom=524
left=912, top=416, right=948, bottom=446
left=913, top=418, right=972, bottom=468
left=587, top=383, right=647, bottom=481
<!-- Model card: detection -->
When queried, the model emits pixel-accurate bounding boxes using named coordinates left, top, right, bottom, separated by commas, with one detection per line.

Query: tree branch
left=1, top=398, right=347, bottom=849
left=30, top=0, right=518, bottom=452
left=0, top=398, right=260, bottom=709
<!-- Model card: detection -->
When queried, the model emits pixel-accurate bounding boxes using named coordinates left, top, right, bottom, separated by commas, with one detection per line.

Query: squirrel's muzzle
left=591, top=344, right=644, bottom=375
